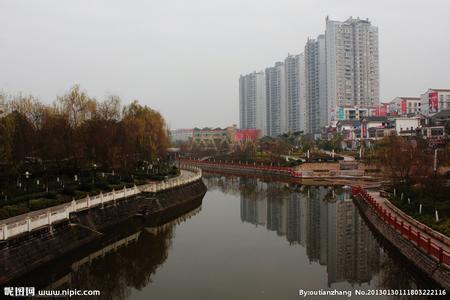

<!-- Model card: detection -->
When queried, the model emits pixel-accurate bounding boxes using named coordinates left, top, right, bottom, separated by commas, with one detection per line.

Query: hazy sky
left=1, top=0, right=449, bottom=129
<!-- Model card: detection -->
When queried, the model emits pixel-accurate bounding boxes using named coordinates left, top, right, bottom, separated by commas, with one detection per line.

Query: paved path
left=367, top=190, right=450, bottom=252
left=321, top=150, right=355, bottom=161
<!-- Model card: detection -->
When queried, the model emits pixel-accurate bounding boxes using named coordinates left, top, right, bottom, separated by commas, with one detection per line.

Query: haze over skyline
left=1, top=0, right=449, bottom=129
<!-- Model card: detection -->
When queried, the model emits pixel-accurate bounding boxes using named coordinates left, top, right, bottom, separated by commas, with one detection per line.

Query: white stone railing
left=0, top=166, right=202, bottom=241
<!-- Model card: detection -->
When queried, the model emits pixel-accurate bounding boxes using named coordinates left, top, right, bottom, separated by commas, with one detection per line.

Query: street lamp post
left=25, top=171, right=31, bottom=193
left=25, top=171, right=31, bottom=208
left=92, top=164, right=97, bottom=186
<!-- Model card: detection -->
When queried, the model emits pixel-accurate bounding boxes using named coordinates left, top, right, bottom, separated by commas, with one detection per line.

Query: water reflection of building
left=240, top=178, right=267, bottom=226
left=327, top=199, right=380, bottom=286
left=233, top=176, right=380, bottom=287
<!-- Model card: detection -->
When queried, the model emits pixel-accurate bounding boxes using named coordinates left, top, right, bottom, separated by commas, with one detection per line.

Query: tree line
left=0, top=85, right=170, bottom=176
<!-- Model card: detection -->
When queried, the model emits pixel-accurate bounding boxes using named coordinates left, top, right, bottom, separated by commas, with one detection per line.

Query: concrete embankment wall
left=0, top=178, right=206, bottom=285
left=0, top=167, right=201, bottom=241
left=353, top=195, right=450, bottom=290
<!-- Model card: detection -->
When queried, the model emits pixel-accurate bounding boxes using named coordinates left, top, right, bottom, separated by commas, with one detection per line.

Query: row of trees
left=0, top=85, right=170, bottom=175
left=374, top=135, right=449, bottom=188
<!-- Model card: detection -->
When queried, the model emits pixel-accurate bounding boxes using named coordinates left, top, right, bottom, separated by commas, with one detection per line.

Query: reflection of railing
left=145, top=206, right=202, bottom=235
left=47, top=203, right=202, bottom=290
left=0, top=167, right=202, bottom=241
left=352, top=186, right=450, bottom=267
left=46, top=231, right=142, bottom=289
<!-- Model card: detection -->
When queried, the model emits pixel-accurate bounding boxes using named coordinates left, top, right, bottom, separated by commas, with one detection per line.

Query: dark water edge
left=1, top=180, right=206, bottom=286
left=7, top=195, right=204, bottom=290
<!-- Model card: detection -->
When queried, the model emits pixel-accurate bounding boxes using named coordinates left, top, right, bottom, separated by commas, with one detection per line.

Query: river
left=14, top=173, right=442, bottom=299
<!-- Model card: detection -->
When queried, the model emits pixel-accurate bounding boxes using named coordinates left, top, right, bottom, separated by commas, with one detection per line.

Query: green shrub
left=29, top=198, right=49, bottom=210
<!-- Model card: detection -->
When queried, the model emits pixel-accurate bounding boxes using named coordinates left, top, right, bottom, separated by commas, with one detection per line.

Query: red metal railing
left=352, top=186, right=450, bottom=266
left=180, top=158, right=302, bottom=177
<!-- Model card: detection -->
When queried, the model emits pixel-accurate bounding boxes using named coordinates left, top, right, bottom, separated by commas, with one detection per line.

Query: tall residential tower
left=239, top=71, right=267, bottom=135
left=305, top=35, right=327, bottom=134
left=266, top=62, right=287, bottom=137
left=285, top=54, right=307, bottom=133
left=325, top=17, right=379, bottom=125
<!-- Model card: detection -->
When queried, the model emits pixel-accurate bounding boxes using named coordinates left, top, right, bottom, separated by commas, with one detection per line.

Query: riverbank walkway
left=353, top=187, right=450, bottom=266
left=0, top=166, right=202, bottom=241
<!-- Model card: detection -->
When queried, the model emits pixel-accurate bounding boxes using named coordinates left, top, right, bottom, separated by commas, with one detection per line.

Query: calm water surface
left=29, top=173, right=440, bottom=299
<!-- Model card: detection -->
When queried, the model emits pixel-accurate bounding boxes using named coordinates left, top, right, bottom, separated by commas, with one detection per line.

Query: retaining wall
left=0, top=166, right=201, bottom=240
left=353, top=193, right=450, bottom=290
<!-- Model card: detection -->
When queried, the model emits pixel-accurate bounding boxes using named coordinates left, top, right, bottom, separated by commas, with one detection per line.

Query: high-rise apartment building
left=239, top=16, right=379, bottom=135
left=265, top=62, right=287, bottom=137
left=239, top=71, right=267, bottom=135
left=285, top=54, right=307, bottom=133
left=305, top=35, right=327, bottom=134
left=325, top=17, right=379, bottom=125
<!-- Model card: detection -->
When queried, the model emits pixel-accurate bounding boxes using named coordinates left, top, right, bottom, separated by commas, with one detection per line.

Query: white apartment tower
left=266, top=62, right=287, bottom=137
left=285, top=54, right=307, bottom=133
left=325, top=17, right=379, bottom=125
left=239, top=71, right=267, bottom=135
left=305, top=35, right=327, bottom=134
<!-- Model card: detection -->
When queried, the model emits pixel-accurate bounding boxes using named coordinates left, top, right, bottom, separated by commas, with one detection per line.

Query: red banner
left=401, top=99, right=407, bottom=114
left=429, top=92, right=439, bottom=113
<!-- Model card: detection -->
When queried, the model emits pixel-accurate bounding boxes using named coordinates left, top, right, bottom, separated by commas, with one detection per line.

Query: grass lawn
left=389, top=188, right=450, bottom=237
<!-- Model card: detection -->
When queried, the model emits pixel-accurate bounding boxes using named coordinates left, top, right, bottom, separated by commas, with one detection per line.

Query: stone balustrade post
left=47, top=210, right=51, bottom=226
left=27, top=217, right=31, bottom=232
left=2, top=224, right=7, bottom=240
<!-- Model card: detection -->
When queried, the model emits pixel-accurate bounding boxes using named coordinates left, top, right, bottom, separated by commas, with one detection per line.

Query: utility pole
left=433, top=148, right=438, bottom=175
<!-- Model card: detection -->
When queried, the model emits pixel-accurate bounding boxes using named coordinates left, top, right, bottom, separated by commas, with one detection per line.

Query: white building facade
left=239, top=71, right=267, bottom=135
left=325, top=17, right=379, bottom=126
left=170, top=129, right=194, bottom=142
left=305, top=35, right=327, bottom=134
left=420, top=89, right=450, bottom=115
left=389, top=97, right=421, bottom=115
left=266, top=62, right=287, bottom=137
left=285, top=53, right=306, bottom=133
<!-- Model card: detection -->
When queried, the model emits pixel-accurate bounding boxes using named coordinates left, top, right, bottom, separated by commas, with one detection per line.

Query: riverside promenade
left=0, top=166, right=202, bottom=241
left=181, top=158, right=368, bottom=179
left=352, top=187, right=450, bottom=289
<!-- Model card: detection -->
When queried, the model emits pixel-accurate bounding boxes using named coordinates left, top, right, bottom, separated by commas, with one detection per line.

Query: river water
left=20, top=173, right=441, bottom=299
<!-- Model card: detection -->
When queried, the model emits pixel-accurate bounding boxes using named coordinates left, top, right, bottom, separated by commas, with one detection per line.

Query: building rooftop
left=431, top=109, right=450, bottom=120
left=390, top=97, right=421, bottom=102
left=429, top=89, right=450, bottom=92
left=362, top=116, right=388, bottom=122
left=336, top=120, right=361, bottom=126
